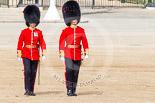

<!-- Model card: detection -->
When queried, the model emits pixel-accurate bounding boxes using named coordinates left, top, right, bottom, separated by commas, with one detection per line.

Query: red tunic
left=59, top=26, right=89, bottom=60
left=17, top=28, right=46, bottom=61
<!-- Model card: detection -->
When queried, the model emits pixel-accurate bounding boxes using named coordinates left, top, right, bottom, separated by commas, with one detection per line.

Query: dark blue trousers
left=23, top=58, right=38, bottom=92
left=65, top=58, right=81, bottom=91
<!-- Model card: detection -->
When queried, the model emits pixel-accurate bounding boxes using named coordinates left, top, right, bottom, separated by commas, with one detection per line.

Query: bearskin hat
left=24, top=5, right=40, bottom=27
left=62, top=0, right=81, bottom=26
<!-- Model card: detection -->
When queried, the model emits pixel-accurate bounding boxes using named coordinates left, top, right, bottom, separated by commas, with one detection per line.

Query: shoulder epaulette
left=63, top=26, right=69, bottom=30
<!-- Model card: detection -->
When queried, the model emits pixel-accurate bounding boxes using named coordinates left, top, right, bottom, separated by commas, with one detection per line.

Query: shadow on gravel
left=78, top=91, right=103, bottom=95
left=36, top=91, right=64, bottom=95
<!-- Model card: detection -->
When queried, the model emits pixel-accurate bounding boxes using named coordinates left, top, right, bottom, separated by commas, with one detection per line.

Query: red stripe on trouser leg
left=32, top=60, right=39, bottom=90
left=65, top=72, right=67, bottom=88
left=22, top=58, right=26, bottom=89
left=64, top=60, right=67, bottom=88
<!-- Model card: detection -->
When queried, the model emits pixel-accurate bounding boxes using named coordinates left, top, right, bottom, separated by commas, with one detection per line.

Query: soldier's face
left=70, top=19, right=78, bottom=25
left=29, top=23, right=37, bottom=28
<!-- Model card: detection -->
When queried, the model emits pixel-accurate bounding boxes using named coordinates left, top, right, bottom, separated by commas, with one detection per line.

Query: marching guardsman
left=17, top=5, right=46, bottom=96
left=59, top=1, right=89, bottom=96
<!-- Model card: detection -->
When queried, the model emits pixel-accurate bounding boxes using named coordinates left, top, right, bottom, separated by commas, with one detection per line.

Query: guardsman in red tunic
left=17, top=5, right=46, bottom=96
left=59, top=1, right=89, bottom=96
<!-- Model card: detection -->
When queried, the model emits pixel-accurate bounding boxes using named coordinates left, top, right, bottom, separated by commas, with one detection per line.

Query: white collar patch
left=34, top=32, right=38, bottom=36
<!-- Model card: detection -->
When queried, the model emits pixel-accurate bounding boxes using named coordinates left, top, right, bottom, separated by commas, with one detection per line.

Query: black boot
left=24, top=89, right=29, bottom=95
left=67, top=89, right=73, bottom=96
left=72, top=88, right=77, bottom=96
left=29, top=91, right=36, bottom=96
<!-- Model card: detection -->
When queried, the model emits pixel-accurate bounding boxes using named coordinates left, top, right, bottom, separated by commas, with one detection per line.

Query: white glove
left=17, top=58, right=22, bottom=62
left=60, top=57, right=65, bottom=62
left=85, top=55, right=89, bottom=60
left=42, top=56, right=46, bottom=61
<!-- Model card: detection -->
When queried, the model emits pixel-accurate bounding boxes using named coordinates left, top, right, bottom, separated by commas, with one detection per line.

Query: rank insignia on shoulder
left=34, top=32, right=38, bottom=36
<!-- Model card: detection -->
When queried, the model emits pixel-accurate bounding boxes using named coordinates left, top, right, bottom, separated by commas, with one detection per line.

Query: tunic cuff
left=42, top=50, right=46, bottom=56
left=60, top=50, right=64, bottom=58
left=85, top=49, right=89, bottom=56
left=17, top=50, right=22, bottom=58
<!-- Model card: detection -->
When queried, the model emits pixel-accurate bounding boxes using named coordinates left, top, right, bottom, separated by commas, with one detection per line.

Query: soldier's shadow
left=78, top=91, right=103, bottom=96
left=36, top=91, right=64, bottom=95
